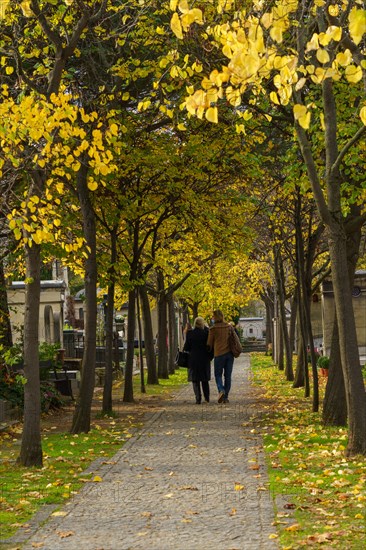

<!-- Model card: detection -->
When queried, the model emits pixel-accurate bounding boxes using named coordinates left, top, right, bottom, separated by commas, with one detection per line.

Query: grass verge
left=0, top=367, right=188, bottom=543
left=250, top=353, right=366, bottom=549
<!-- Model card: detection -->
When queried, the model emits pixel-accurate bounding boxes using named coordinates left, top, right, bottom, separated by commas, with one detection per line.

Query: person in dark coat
left=183, top=317, right=212, bottom=404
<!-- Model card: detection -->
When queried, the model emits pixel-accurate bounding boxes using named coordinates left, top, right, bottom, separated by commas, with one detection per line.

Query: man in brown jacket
left=207, top=309, right=234, bottom=403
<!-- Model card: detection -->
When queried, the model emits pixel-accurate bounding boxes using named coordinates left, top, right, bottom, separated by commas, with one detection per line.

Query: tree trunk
left=167, top=294, right=176, bottom=375
left=328, top=226, right=366, bottom=455
left=136, top=289, right=145, bottom=393
left=157, top=271, right=168, bottom=379
left=123, top=288, right=136, bottom=402
left=102, top=229, right=117, bottom=414
left=17, top=241, right=43, bottom=466
left=261, top=290, right=274, bottom=352
left=293, top=331, right=305, bottom=388
left=323, top=204, right=363, bottom=427
left=139, top=285, right=158, bottom=384
left=274, top=247, right=293, bottom=379
left=102, top=281, right=115, bottom=414
left=322, top=316, right=347, bottom=426
left=0, top=258, right=13, bottom=348
left=71, top=165, right=97, bottom=433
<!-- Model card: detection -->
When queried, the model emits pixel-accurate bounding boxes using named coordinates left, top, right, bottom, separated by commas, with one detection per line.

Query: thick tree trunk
left=274, top=247, right=293, bottom=379
left=136, top=289, right=146, bottom=393
left=102, top=281, right=115, bottom=413
left=18, top=242, right=43, bottom=466
left=71, top=166, right=97, bottom=433
left=328, top=227, right=366, bottom=455
left=139, top=285, right=158, bottom=384
left=167, top=294, right=176, bottom=375
left=157, top=271, right=168, bottom=379
left=261, top=290, right=274, bottom=352
left=102, top=230, right=117, bottom=414
left=0, top=259, right=13, bottom=348
left=123, top=288, right=136, bottom=402
left=323, top=204, right=363, bottom=427
left=322, top=317, right=347, bottom=426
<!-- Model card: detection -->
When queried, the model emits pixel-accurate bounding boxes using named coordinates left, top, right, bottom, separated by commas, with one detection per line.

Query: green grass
left=0, top=427, right=125, bottom=541
left=0, top=367, right=189, bottom=542
left=250, top=353, right=366, bottom=549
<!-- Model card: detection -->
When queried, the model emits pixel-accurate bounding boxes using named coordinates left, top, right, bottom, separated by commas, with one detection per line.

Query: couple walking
left=183, top=310, right=240, bottom=404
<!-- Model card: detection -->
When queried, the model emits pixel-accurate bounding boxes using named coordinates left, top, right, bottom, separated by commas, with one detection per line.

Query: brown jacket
left=207, top=322, right=231, bottom=357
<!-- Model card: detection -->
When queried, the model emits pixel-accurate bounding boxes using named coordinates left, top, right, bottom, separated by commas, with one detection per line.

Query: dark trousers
left=192, top=381, right=210, bottom=403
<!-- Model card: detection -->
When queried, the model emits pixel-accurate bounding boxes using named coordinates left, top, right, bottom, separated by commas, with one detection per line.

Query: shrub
left=317, top=355, right=330, bottom=369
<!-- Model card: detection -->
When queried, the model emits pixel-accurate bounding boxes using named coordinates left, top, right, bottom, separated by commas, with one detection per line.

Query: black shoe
left=195, top=400, right=201, bottom=404
left=223, top=398, right=229, bottom=403
left=204, top=398, right=210, bottom=403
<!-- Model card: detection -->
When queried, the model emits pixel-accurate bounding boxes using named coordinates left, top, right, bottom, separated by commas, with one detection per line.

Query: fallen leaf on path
left=56, top=531, right=74, bottom=538
left=31, top=543, right=44, bottom=548
left=51, top=511, right=68, bottom=517
left=179, top=486, right=198, bottom=491
left=234, top=483, right=245, bottom=491
left=93, top=475, right=103, bottom=482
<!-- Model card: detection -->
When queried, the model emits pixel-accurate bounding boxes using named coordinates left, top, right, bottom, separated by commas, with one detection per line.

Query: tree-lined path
left=21, top=356, right=278, bottom=550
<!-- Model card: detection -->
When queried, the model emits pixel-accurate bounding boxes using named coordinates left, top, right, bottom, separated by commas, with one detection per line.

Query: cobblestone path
left=21, top=355, right=278, bottom=550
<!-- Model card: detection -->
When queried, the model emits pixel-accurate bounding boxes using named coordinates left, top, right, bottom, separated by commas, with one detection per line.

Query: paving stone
left=19, top=355, right=279, bottom=550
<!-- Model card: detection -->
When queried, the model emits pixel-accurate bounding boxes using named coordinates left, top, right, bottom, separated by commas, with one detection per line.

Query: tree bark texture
left=157, top=271, right=168, bottom=379
left=139, top=285, right=158, bottom=385
left=71, top=166, right=97, bottom=433
left=123, top=288, right=136, bottom=402
left=18, top=242, right=43, bottom=466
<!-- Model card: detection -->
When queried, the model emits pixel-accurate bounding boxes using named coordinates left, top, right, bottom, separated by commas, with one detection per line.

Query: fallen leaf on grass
left=285, top=523, right=301, bottom=532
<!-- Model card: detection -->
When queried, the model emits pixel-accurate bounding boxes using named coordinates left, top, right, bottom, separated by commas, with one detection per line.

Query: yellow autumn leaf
left=348, top=7, right=366, bottom=46
left=360, top=106, right=366, bottom=125
left=293, top=104, right=307, bottom=120
left=316, top=48, right=330, bottom=64
left=336, top=49, right=352, bottom=67
left=171, top=12, right=183, bottom=39
left=345, top=65, right=363, bottom=83
left=270, top=91, right=280, bottom=105
left=205, top=106, right=218, bottom=123
left=177, top=123, right=186, bottom=131
left=170, top=0, right=178, bottom=10
left=109, top=123, right=118, bottom=136
left=234, top=483, right=245, bottom=491
left=328, top=4, right=339, bottom=16
left=178, top=0, right=189, bottom=13
left=20, top=1, right=33, bottom=17
left=270, top=25, right=283, bottom=44
left=5, top=66, right=14, bottom=75
left=88, top=180, right=98, bottom=191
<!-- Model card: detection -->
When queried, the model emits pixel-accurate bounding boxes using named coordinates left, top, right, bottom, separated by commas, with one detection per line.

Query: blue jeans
left=214, top=352, right=234, bottom=398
